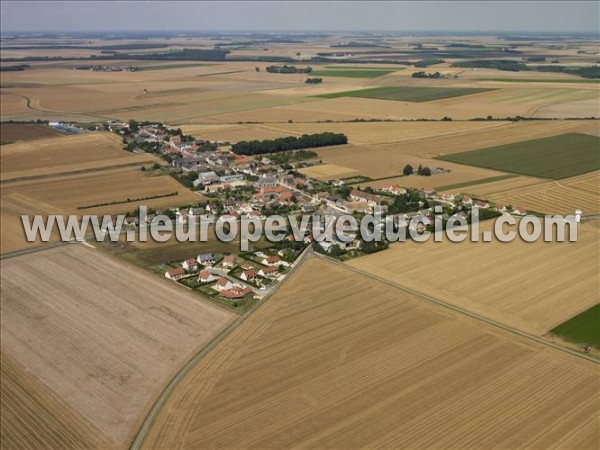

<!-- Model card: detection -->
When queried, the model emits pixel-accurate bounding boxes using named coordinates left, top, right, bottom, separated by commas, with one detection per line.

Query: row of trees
left=305, top=77, right=323, bottom=84
left=265, top=65, right=312, bottom=74
left=403, top=164, right=431, bottom=176
left=412, top=71, right=443, bottom=79
left=232, top=132, right=348, bottom=156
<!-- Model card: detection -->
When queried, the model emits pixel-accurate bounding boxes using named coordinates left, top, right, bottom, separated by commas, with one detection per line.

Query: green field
left=437, top=133, right=600, bottom=180
left=316, top=86, right=495, bottom=102
left=311, top=69, right=398, bottom=78
left=550, top=304, right=600, bottom=348
left=478, top=78, right=600, bottom=84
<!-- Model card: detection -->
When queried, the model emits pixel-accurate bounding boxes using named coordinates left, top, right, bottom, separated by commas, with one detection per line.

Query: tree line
left=232, top=132, right=348, bottom=155
left=265, top=65, right=312, bottom=74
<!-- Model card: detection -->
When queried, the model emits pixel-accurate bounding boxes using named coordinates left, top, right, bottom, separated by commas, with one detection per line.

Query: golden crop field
left=213, top=85, right=598, bottom=122
left=0, top=132, right=157, bottom=181
left=348, top=221, right=600, bottom=335
left=142, top=257, right=599, bottom=450
left=0, top=245, right=235, bottom=448
left=0, top=61, right=317, bottom=123
left=298, top=163, right=359, bottom=180
left=307, top=120, right=597, bottom=183
left=240, top=120, right=508, bottom=145
left=0, top=169, right=201, bottom=253
left=484, top=171, right=600, bottom=215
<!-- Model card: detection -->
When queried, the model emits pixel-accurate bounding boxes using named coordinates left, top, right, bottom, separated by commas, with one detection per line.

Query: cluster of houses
left=164, top=248, right=295, bottom=302
left=108, top=121, right=528, bottom=252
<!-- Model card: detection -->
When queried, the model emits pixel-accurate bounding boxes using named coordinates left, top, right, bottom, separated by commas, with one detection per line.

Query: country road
left=127, top=244, right=311, bottom=450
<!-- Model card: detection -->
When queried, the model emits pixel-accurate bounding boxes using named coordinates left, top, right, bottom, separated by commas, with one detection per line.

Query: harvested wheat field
left=0, top=169, right=201, bottom=253
left=1, top=132, right=157, bottom=181
left=241, top=120, right=507, bottom=145
left=0, top=245, right=235, bottom=448
left=142, top=257, right=599, bottom=450
left=481, top=171, right=600, bottom=215
left=349, top=221, right=600, bottom=335
left=298, top=163, right=359, bottom=180
left=0, top=353, right=111, bottom=450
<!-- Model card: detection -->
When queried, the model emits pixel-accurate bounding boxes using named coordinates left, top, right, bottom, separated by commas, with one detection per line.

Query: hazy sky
left=1, top=1, right=598, bottom=34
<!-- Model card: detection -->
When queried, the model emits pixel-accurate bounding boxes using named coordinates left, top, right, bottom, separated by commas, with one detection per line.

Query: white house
left=198, top=270, right=217, bottom=283
left=165, top=267, right=185, bottom=280
left=182, top=258, right=198, bottom=271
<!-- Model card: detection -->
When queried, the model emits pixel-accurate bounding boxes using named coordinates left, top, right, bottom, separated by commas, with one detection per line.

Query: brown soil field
left=1, top=132, right=158, bottom=181
left=348, top=221, right=600, bottom=335
left=484, top=171, right=600, bottom=215
left=0, top=169, right=201, bottom=253
left=0, top=122, right=64, bottom=142
left=142, top=257, right=600, bottom=450
left=0, top=245, right=235, bottom=448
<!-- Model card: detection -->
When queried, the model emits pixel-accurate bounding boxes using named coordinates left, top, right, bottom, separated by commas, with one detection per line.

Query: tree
left=421, top=166, right=431, bottom=176
left=417, top=164, right=423, bottom=175
left=128, top=119, right=139, bottom=132
left=255, top=67, right=260, bottom=72
left=403, top=164, right=414, bottom=176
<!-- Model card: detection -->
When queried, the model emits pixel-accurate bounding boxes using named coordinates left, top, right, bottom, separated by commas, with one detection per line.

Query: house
left=350, top=189, right=382, bottom=207
left=219, top=287, right=252, bottom=299
left=213, top=277, right=237, bottom=292
left=222, top=255, right=238, bottom=268
left=382, top=185, right=406, bottom=196
left=197, top=253, right=215, bottom=265
left=493, top=203, right=507, bottom=213
left=198, top=270, right=217, bottom=283
left=197, top=171, right=219, bottom=186
left=257, top=174, right=278, bottom=189
left=241, top=269, right=257, bottom=281
left=261, top=255, right=281, bottom=266
left=513, top=206, right=527, bottom=215
left=258, top=266, right=279, bottom=278
left=165, top=267, right=185, bottom=280
left=182, top=258, right=198, bottom=271
left=441, top=193, right=455, bottom=202
left=462, top=195, right=473, bottom=205
left=474, top=200, right=490, bottom=209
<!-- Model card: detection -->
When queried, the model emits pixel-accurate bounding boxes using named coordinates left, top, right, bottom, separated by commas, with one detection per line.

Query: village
left=84, top=119, right=532, bottom=308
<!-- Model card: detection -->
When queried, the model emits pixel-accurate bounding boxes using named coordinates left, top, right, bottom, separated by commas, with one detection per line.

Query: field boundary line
left=128, top=246, right=311, bottom=450
left=313, top=253, right=599, bottom=365
left=0, top=161, right=156, bottom=185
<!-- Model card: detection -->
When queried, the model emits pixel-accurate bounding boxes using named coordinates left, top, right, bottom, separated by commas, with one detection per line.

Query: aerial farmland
left=1, top=2, right=599, bottom=449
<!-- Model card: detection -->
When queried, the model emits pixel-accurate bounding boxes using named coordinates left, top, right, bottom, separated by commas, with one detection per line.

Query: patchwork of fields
left=317, top=86, right=496, bottom=102
left=348, top=221, right=600, bottom=335
left=142, top=257, right=600, bottom=449
left=0, top=245, right=234, bottom=448
left=437, top=133, right=600, bottom=179
left=0, top=131, right=157, bottom=181
left=1, top=168, right=201, bottom=253
left=2, top=32, right=600, bottom=449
